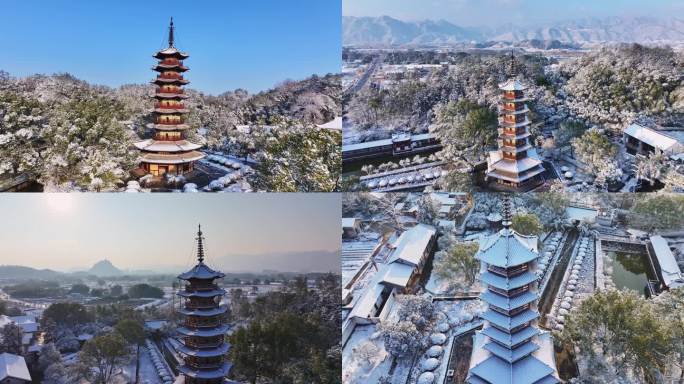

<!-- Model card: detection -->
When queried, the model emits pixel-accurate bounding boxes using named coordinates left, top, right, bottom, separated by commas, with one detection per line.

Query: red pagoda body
left=486, top=72, right=545, bottom=191
left=176, top=225, right=232, bottom=383
left=135, top=18, right=204, bottom=177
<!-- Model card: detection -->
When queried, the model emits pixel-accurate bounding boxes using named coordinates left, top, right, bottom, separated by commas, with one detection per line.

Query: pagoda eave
left=153, top=108, right=190, bottom=114
left=177, top=305, right=228, bottom=317
left=146, top=123, right=191, bottom=130
left=177, top=324, right=230, bottom=337
left=177, top=288, right=227, bottom=298
left=154, top=51, right=189, bottom=60
left=140, top=151, right=205, bottom=165
left=153, top=93, right=189, bottom=99
left=487, top=167, right=545, bottom=185
left=152, top=78, right=189, bottom=85
left=499, top=107, right=529, bottom=115
left=177, top=342, right=230, bottom=357
left=178, top=362, right=232, bottom=379
left=153, top=64, right=189, bottom=72
left=135, top=139, right=202, bottom=152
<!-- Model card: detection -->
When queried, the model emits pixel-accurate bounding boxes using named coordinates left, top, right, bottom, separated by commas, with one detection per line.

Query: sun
left=44, top=193, right=75, bottom=213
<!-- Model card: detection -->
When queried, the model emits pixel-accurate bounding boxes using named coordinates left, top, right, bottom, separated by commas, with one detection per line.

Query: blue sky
left=0, top=0, right=341, bottom=95
left=0, top=194, right=341, bottom=271
left=343, top=0, right=683, bottom=27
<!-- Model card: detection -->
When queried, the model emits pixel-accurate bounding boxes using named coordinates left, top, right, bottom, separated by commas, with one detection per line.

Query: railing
left=488, top=264, right=528, bottom=277
left=186, top=360, right=223, bottom=370
left=184, top=319, right=220, bottom=328
left=156, top=120, right=185, bottom=125
left=186, top=284, right=219, bottom=292
left=489, top=285, right=529, bottom=297
left=160, top=59, right=183, bottom=66
left=154, top=103, right=184, bottom=109
left=185, top=302, right=217, bottom=310
left=185, top=339, right=223, bottom=349
left=156, top=89, right=184, bottom=95
left=159, top=73, right=184, bottom=80
left=501, top=105, right=525, bottom=112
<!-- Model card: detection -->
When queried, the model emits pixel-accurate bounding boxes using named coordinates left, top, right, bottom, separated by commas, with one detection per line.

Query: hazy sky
left=0, top=0, right=341, bottom=95
left=0, top=194, right=340, bottom=272
left=343, top=0, right=683, bottom=27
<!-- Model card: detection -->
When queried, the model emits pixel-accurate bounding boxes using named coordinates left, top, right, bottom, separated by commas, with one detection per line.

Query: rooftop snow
left=317, top=117, right=342, bottom=130
left=388, top=224, right=436, bottom=266
left=650, top=235, right=684, bottom=288
left=498, top=79, right=527, bottom=91
left=0, top=353, right=31, bottom=382
left=624, top=124, right=682, bottom=153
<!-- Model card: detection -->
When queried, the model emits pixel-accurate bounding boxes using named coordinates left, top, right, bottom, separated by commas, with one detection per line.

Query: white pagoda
left=467, top=197, right=559, bottom=384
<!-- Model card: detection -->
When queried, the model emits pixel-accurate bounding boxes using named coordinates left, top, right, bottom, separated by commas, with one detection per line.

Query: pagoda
left=467, top=197, right=559, bottom=384
left=176, top=225, right=232, bottom=383
left=135, top=18, right=204, bottom=177
left=486, top=55, right=544, bottom=191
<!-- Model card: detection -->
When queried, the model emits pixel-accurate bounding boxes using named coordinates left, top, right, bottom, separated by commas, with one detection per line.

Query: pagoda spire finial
left=196, top=224, right=205, bottom=263
left=501, top=194, right=512, bottom=229
left=508, top=50, right=517, bottom=77
left=169, top=17, right=175, bottom=47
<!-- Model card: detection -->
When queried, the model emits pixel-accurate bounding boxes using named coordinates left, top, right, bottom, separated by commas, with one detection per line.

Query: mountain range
left=0, top=250, right=339, bottom=279
left=343, top=16, right=684, bottom=47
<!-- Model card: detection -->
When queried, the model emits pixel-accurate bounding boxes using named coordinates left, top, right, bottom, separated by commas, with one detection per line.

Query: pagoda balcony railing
left=501, top=104, right=526, bottom=112
left=184, top=319, right=221, bottom=328
left=489, top=284, right=529, bottom=297
left=161, top=59, right=183, bottom=66
left=159, top=74, right=184, bottom=80
left=185, top=284, right=219, bottom=292
left=184, top=339, right=224, bottom=349
left=156, top=120, right=186, bottom=125
left=154, top=103, right=185, bottom=109
left=154, top=133, right=183, bottom=141
left=186, top=360, right=224, bottom=370
left=184, top=302, right=218, bottom=310
left=156, top=89, right=185, bottom=95
left=488, top=264, right=528, bottom=277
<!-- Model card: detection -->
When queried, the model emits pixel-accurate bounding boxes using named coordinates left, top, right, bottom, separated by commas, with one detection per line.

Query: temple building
left=135, top=18, right=204, bottom=177
left=486, top=66, right=545, bottom=191
left=467, top=198, right=559, bottom=384
left=176, top=225, right=233, bottom=383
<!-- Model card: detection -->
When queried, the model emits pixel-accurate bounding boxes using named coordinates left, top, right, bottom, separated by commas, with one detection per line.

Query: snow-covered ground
left=122, top=346, right=163, bottom=384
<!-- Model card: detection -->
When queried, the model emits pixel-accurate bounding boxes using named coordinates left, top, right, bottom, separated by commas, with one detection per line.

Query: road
left=346, top=54, right=383, bottom=95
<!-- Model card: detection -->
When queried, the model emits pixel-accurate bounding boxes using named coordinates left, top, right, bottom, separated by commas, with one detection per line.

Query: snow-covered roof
left=477, top=228, right=539, bottom=268
left=145, top=320, right=168, bottom=331
left=140, top=151, right=205, bottom=165
left=134, top=139, right=202, bottom=152
left=154, top=47, right=189, bottom=59
left=650, top=235, right=684, bottom=288
left=468, top=333, right=558, bottom=384
left=381, top=263, right=414, bottom=288
left=388, top=224, right=437, bottom=266
left=343, top=138, right=393, bottom=152
left=342, top=218, right=359, bottom=229
left=0, top=353, right=31, bottom=382
left=317, top=117, right=342, bottom=130
left=430, top=193, right=457, bottom=206
left=177, top=262, right=225, bottom=280
left=498, top=79, right=526, bottom=91
left=348, top=281, right=384, bottom=320
left=624, top=124, right=683, bottom=153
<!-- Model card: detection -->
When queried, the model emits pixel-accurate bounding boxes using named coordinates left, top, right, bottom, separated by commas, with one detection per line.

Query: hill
left=88, top=260, right=123, bottom=276
left=343, top=16, right=684, bottom=48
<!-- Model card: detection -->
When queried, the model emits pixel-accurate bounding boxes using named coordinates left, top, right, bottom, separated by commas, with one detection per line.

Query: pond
left=605, top=249, right=657, bottom=296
